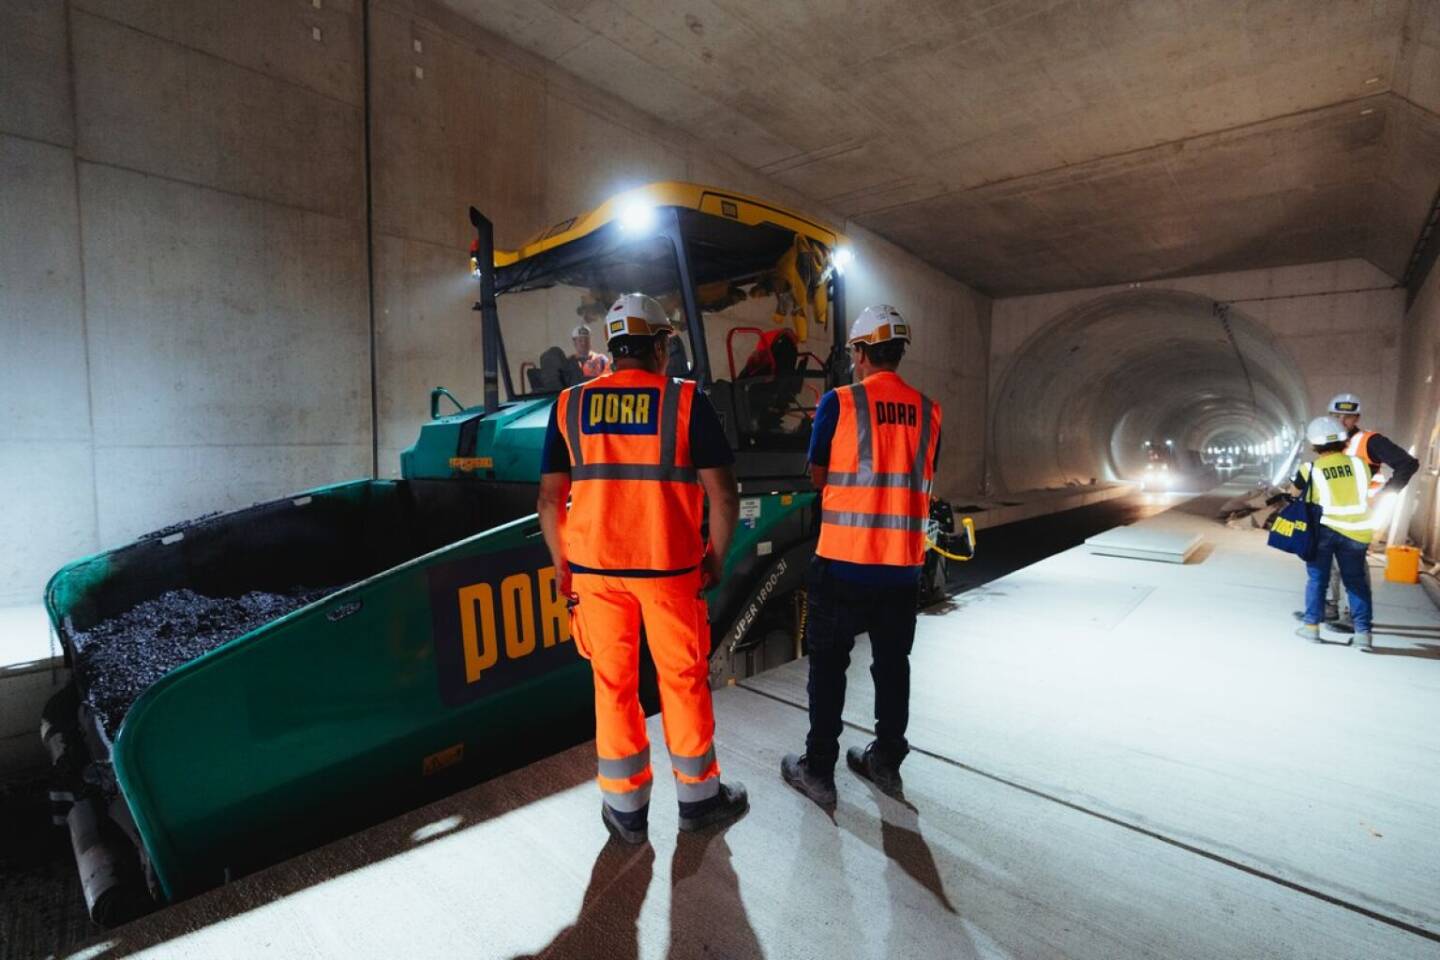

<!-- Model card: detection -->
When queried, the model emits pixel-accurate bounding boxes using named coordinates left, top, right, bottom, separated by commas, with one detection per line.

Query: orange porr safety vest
left=1345, top=429, right=1391, bottom=494
left=1345, top=430, right=1374, bottom=465
left=815, top=371, right=941, bottom=567
left=556, top=368, right=704, bottom=573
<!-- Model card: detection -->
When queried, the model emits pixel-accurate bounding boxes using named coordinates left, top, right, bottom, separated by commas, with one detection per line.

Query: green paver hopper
left=43, top=183, right=854, bottom=922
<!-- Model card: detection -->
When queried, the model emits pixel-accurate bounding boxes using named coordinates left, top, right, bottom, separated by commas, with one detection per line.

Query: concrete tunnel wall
left=1393, top=262, right=1440, bottom=558
left=991, top=290, right=1310, bottom=492
left=988, top=260, right=1407, bottom=494
left=0, top=0, right=989, bottom=604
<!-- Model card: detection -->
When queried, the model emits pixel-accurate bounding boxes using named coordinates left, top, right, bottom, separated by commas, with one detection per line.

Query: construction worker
left=570, top=324, right=612, bottom=380
left=781, top=304, right=942, bottom=807
left=1295, top=416, right=1375, bottom=651
left=537, top=293, right=747, bottom=845
left=1295, top=393, right=1418, bottom=632
left=1329, top=392, right=1419, bottom=495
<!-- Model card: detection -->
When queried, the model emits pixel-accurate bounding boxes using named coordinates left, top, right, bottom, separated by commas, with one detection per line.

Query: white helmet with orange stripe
left=604, top=293, right=672, bottom=342
left=848, top=304, right=911, bottom=346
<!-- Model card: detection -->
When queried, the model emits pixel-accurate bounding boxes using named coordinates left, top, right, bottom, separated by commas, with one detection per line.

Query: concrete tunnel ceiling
left=990, top=290, right=1309, bottom=492
left=443, top=0, right=1440, bottom=295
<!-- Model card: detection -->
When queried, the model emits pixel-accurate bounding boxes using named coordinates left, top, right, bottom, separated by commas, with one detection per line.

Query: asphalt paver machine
left=42, top=183, right=885, bottom=921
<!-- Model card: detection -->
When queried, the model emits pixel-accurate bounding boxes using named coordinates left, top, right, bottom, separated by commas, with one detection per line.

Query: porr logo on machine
left=427, top=543, right=579, bottom=705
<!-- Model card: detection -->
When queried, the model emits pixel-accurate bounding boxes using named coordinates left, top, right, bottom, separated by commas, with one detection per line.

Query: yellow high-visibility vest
left=1305, top=451, right=1373, bottom=543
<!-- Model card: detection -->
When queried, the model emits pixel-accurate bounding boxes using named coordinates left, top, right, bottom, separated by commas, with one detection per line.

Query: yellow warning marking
left=422, top=743, right=465, bottom=776
left=450, top=457, right=494, bottom=472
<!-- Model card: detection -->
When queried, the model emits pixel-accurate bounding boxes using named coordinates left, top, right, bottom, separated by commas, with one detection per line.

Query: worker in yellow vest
left=1294, top=416, right=1374, bottom=652
left=1294, top=393, right=1418, bottom=634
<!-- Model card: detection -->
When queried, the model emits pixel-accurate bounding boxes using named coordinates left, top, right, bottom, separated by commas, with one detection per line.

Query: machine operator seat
left=528, top=346, right=584, bottom=392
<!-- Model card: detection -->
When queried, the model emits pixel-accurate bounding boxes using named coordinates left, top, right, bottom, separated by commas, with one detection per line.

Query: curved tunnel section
left=992, top=290, right=1309, bottom=493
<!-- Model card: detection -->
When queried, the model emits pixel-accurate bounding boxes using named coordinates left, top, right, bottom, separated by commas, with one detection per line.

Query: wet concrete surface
left=71, top=587, right=335, bottom=737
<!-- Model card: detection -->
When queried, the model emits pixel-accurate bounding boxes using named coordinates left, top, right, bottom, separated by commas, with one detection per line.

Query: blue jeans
left=1305, top=526, right=1372, bottom=633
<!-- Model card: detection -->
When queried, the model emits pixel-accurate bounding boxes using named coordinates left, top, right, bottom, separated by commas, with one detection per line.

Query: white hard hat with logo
left=571, top=324, right=592, bottom=340
left=1307, top=416, right=1348, bottom=446
left=848, top=304, right=911, bottom=346
left=1328, top=393, right=1362, bottom=416
left=604, top=292, right=673, bottom=345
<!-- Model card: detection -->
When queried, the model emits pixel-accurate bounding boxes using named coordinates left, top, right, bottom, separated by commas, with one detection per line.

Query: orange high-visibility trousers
left=569, top=569, right=720, bottom=812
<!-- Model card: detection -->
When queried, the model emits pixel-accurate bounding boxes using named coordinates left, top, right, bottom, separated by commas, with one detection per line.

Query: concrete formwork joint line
left=733, top=683, right=1440, bottom=946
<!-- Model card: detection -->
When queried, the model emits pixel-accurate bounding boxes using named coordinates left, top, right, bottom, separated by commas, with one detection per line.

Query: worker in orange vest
left=782, top=304, right=942, bottom=807
left=538, top=293, right=747, bottom=845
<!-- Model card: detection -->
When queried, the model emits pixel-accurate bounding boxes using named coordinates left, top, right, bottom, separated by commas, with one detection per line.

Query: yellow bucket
left=1385, top=545, right=1421, bottom=584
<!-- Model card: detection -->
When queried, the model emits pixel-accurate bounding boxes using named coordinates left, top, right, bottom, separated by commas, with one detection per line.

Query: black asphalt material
left=71, top=587, right=335, bottom=736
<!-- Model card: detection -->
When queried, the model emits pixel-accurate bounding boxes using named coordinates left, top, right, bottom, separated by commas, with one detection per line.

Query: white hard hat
left=604, top=292, right=672, bottom=344
left=571, top=324, right=591, bottom=340
left=848, top=304, right=911, bottom=346
left=1328, top=393, right=1362, bottom=416
left=1307, top=416, right=1347, bottom=446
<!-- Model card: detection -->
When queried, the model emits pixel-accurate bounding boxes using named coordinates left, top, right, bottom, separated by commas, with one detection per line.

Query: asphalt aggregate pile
left=71, top=587, right=336, bottom=736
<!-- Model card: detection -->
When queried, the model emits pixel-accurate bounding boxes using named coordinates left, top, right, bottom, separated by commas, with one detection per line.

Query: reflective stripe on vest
left=816, top=372, right=940, bottom=567
left=1344, top=430, right=1374, bottom=464
left=1308, top=453, right=1373, bottom=537
left=557, top=370, right=705, bottom=572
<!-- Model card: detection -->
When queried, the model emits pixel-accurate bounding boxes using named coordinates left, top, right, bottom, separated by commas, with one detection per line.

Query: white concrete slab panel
left=0, top=0, right=74, bottom=145
left=0, top=604, right=56, bottom=668
left=71, top=11, right=364, bottom=220
left=78, top=163, right=371, bottom=450
left=0, top=135, right=89, bottom=443
left=1085, top=525, right=1203, bottom=563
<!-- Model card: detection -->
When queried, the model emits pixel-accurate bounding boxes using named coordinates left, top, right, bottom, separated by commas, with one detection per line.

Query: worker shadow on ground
left=511, top=839, right=656, bottom=960
left=668, top=829, right=764, bottom=959
left=844, top=793, right=957, bottom=916
left=1366, top=641, right=1440, bottom=659
left=65, top=750, right=598, bottom=959
left=504, top=825, right=762, bottom=960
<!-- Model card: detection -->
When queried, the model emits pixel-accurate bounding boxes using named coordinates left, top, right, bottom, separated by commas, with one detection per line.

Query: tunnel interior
left=992, top=291, right=1309, bottom=493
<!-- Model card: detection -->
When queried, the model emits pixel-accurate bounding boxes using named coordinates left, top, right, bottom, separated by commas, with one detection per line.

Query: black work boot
left=780, top=754, right=837, bottom=808
left=677, top=781, right=748, bottom=833
left=847, top=742, right=904, bottom=799
left=601, top=803, right=649, bottom=846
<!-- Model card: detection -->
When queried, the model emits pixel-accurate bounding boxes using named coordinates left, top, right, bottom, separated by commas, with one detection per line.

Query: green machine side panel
left=113, top=512, right=592, bottom=900
left=401, top=397, right=554, bottom=482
